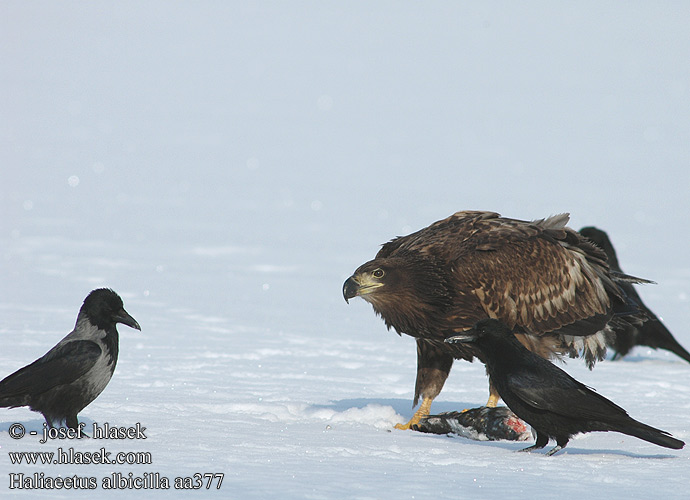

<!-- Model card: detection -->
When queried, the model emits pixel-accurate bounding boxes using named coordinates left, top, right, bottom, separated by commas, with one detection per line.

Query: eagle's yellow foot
left=394, top=418, right=421, bottom=430
left=395, top=397, right=432, bottom=430
left=458, top=392, right=500, bottom=414
left=486, top=392, right=500, bottom=408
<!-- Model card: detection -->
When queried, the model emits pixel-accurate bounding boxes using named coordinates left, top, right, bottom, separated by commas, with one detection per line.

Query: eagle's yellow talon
left=395, top=396, right=432, bottom=430
left=394, top=421, right=415, bottom=430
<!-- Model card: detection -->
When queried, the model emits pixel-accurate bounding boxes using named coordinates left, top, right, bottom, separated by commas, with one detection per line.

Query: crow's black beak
left=343, top=276, right=360, bottom=304
left=445, top=331, right=476, bottom=344
left=115, top=308, right=141, bottom=331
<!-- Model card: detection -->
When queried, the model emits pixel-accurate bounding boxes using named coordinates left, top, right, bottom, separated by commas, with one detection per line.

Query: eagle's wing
left=448, top=214, right=621, bottom=337
left=377, top=211, right=502, bottom=259
left=377, top=211, right=634, bottom=365
left=464, top=237, right=611, bottom=334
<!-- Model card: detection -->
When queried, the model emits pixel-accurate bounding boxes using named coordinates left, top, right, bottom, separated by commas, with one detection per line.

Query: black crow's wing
left=0, top=340, right=101, bottom=397
left=507, top=367, right=629, bottom=420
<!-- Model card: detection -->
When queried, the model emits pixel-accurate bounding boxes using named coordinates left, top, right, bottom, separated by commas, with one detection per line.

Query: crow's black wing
left=507, top=365, right=629, bottom=420
left=0, top=340, right=101, bottom=397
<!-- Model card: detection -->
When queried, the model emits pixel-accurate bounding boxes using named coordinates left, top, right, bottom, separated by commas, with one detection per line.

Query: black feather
left=0, top=289, right=140, bottom=429
left=579, top=226, right=690, bottom=363
left=447, top=319, right=684, bottom=455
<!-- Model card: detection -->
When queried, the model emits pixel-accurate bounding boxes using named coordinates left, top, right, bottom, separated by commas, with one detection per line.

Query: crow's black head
left=81, top=288, right=141, bottom=332
left=578, top=226, right=620, bottom=270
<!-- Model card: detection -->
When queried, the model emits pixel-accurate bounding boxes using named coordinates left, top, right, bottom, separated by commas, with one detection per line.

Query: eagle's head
left=343, top=255, right=452, bottom=335
left=343, top=259, right=400, bottom=305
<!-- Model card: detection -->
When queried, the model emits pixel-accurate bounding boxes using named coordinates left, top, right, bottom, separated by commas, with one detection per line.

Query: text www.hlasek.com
left=8, top=448, right=151, bottom=465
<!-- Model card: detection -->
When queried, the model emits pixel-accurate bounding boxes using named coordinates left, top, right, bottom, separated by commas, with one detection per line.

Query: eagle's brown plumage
left=343, top=211, right=648, bottom=429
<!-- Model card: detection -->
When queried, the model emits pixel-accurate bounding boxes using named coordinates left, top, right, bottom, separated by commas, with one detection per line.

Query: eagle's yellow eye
left=373, top=268, right=384, bottom=278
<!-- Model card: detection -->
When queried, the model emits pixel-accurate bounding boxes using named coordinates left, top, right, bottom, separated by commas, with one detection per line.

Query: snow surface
left=2, top=1, right=690, bottom=498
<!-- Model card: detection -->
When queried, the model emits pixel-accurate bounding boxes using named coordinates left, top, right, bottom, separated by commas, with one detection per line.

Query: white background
left=2, top=2, right=689, bottom=498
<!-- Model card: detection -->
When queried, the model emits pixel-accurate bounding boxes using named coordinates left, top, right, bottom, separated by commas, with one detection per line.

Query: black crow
left=0, top=288, right=140, bottom=429
left=579, top=226, right=690, bottom=363
left=447, top=318, right=685, bottom=456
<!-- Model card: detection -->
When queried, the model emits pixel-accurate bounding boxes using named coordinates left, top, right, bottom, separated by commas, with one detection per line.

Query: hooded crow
left=0, top=288, right=140, bottom=429
left=447, top=318, right=685, bottom=456
left=579, top=226, right=690, bottom=363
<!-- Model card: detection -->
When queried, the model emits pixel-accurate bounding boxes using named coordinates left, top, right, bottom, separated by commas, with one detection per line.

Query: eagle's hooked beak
left=343, top=273, right=386, bottom=303
left=343, top=276, right=360, bottom=304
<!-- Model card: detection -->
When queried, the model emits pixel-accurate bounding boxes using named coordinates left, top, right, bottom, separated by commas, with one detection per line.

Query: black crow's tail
left=620, top=420, right=685, bottom=450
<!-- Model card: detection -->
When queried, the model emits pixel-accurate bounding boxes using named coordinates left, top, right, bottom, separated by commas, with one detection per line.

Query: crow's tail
left=620, top=420, right=685, bottom=450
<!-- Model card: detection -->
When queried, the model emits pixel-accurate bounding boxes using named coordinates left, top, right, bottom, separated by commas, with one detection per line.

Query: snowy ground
left=2, top=2, right=690, bottom=498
